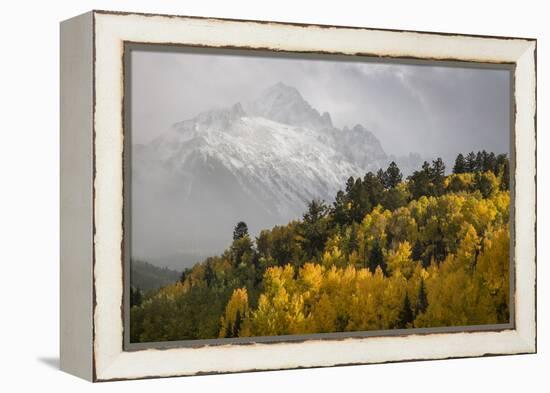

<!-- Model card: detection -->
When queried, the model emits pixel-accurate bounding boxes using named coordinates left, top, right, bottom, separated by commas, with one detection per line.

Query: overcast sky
left=130, top=48, right=511, bottom=166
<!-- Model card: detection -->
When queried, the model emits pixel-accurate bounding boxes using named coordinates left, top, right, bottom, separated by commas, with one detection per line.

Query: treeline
left=130, top=260, right=181, bottom=294
left=130, top=151, right=510, bottom=342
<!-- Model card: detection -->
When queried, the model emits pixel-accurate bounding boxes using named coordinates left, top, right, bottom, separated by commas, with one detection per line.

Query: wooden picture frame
left=60, top=10, right=536, bottom=381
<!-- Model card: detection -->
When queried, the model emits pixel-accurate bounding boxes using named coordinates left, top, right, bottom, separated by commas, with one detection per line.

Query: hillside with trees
left=130, top=260, right=181, bottom=293
left=130, top=151, right=511, bottom=343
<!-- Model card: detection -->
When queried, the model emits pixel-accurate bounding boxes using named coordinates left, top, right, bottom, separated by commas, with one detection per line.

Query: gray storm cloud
left=130, top=48, right=511, bottom=166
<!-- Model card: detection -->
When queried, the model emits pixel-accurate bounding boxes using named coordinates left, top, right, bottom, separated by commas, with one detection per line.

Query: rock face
left=131, top=82, right=417, bottom=269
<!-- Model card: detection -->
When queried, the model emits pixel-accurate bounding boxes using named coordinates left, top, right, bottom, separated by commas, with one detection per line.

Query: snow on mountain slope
left=131, top=83, right=419, bottom=268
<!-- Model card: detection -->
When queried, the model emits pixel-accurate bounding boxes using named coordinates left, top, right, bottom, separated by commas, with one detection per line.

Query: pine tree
left=301, top=199, right=329, bottom=258
left=397, top=293, right=414, bottom=328
left=367, top=242, right=386, bottom=275
left=412, top=240, right=423, bottom=261
left=486, top=152, right=497, bottom=173
left=431, top=157, right=446, bottom=196
left=500, top=159, right=510, bottom=191
left=453, top=153, right=467, bottom=174
left=383, top=161, right=403, bottom=189
left=332, top=190, right=349, bottom=227
left=376, top=169, right=385, bottom=185
left=416, top=279, right=428, bottom=315
left=475, top=151, right=484, bottom=172
left=224, top=319, right=233, bottom=338
left=363, top=171, right=384, bottom=208
left=408, top=161, right=433, bottom=199
left=465, top=152, right=477, bottom=172
left=233, top=221, right=249, bottom=241
left=233, top=310, right=242, bottom=337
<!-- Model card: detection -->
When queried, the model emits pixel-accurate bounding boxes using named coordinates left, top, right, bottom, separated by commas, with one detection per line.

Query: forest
left=130, top=150, right=511, bottom=342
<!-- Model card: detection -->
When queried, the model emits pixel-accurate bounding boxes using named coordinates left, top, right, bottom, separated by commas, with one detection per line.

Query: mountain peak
left=245, top=82, right=332, bottom=130
left=263, top=82, right=303, bottom=100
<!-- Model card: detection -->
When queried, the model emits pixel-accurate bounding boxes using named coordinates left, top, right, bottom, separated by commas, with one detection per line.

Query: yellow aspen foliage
left=308, top=293, right=338, bottom=333
left=155, top=281, right=186, bottom=300
left=131, top=161, right=511, bottom=342
left=263, top=264, right=296, bottom=295
left=321, top=245, right=346, bottom=268
left=475, top=224, right=510, bottom=322
left=462, top=196, right=498, bottom=235
left=249, top=287, right=306, bottom=336
left=454, top=224, right=480, bottom=270
left=298, top=263, right=325, bottom=295
left=490, top=191, right=510, bottom=225
left=415, top=254, right=472, bottom=327
left=219, top=287, right=250, bottom=338
left=387, top=207, right=418, bottom=247
left=386, top=241, right=415, bottom=279
left=361, top=206, right=391, bottom=248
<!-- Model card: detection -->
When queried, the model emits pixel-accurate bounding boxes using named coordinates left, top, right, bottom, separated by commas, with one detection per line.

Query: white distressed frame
left=81, top=10, right=536, bottom=381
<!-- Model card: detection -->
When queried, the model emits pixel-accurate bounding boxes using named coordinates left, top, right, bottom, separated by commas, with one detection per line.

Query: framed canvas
left=60, top=10, right=537, bottom=382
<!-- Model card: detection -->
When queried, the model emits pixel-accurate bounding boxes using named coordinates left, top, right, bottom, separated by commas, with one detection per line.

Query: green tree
left=465, top=152, right=477, bottom=172
left=453, top=153, right=467, bottom=174
left=408, top=161, right=433, bottom=199
left=499, top=159, right=510, bottom=191
left=233, top=221, right=249, bottom=241
left=363, top=171, right=385, bottom=207
left=416, top=279, right=428, bottom=315
left=475, top=151, right=484, bottom=172
left=231, top=236, right=254, bottom=266
left=300, top=199, right=330, bottom=260
left=367, top=242, right=386, bottom=275
left=431, top=157, right=446, bottom=196
left=383, top=161, right=403, bottom=189
left=397, top=293, right=414, bottom=328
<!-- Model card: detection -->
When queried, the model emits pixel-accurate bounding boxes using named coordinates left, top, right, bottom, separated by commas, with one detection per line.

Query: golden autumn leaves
left=130, top=166, right=510, bottom=342
left=219, top=223, right=508, bottom=337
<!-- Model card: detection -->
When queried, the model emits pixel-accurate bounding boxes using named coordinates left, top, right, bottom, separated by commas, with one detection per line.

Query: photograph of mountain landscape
left=127, top=47, right=512, bottom=344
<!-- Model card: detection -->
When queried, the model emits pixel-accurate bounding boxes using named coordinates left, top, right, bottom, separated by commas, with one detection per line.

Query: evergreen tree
left=431, top=157, right=446, bottom=196
left=465, top=152, right=477, bottom=172
left=412, top=240, right=423, bottom=261
left=346, top=224, right=359, bottom=256
left=301, top=199, right=329, bottom=259
left=453, top=153, right=467, bottom=174
left=416, top=279, right=428, bottom=315
left=500, top=159, right=510, bottom=191
left=224, top=319, right=233, bottom=338
left=475, top=172, right=493, bottom=198
left=367, top=242, right=386, bottom=275
left=345, top=176, right=355, bottom=193
left=486, top=152, right=497, bottom=173
left=231, top=235, right=254, bottom=266
left=347, top=178, right=371, bottom=223
left=331, top=190, right=349, bottom=227
left=383, top=161, right=403, bottom=189
left=363, top=171, right=385, bottom=208
left=397, top=293, right=414, bottom=328
left=475, top=151, right=484, bottom=172
left=376, top=168, right=385, bottom=185
left=408, top=161, right=433, bottom=199
left=233, top=221, right=249, bottom=241
left=233, top=310, right=242, bottom=337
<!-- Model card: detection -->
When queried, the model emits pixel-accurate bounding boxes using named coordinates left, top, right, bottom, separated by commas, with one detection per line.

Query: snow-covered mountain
left=131, top=82, right=421, bottom=269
